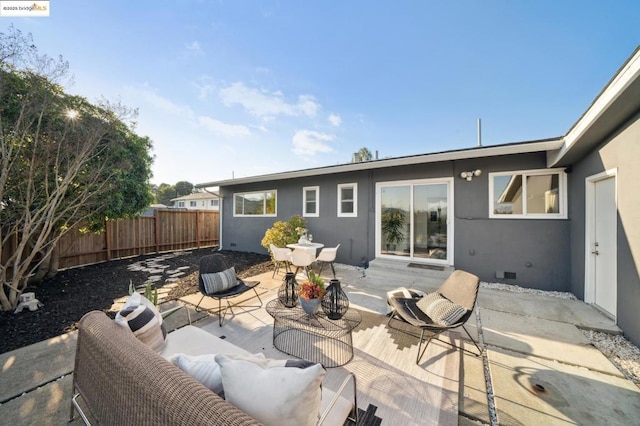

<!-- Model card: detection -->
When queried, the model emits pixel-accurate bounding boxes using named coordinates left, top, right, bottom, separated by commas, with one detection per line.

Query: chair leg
left=318, top=262, right=324, bottom=275
left=195, top=294, right=206, bottom=312
left=218, top=298, right=226, bottom=326
left=218, top=288, right=264, bottom=327
left=462, top=325, right=483, bottom=356
left=330, top=262, right=336, bottom=278
left=416, top=329, right=435, bottom=365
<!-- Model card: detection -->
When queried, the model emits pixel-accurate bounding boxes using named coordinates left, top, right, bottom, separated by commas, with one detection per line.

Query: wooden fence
left=55, top=209, right=219, bottom=269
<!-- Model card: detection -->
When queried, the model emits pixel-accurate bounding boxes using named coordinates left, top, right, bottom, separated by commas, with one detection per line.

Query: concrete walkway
left=1, top=259, right=639, bottom=425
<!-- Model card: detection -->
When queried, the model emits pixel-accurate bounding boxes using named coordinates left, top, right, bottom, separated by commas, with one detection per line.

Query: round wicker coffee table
left=266, top=299, right=361, bottom=367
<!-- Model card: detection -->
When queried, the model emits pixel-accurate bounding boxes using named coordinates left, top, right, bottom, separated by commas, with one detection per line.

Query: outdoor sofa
left=70, top=310, right=355, bottom=425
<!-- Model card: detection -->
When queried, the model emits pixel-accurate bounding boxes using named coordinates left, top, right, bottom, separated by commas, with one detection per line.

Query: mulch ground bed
left=0, top=248, right=271, bottom=354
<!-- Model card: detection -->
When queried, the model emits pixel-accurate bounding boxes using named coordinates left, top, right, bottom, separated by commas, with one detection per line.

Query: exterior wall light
left=460, top=169, right=482, bottom=181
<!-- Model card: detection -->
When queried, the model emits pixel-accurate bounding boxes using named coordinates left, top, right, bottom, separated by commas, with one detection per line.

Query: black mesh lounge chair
left=195, top=254, right=263, bottom=326
left=387, top=270, right=482, bottom=364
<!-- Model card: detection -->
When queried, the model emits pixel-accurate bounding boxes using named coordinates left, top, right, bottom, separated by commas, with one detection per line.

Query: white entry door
left=588, top=174, right=617, bottom=318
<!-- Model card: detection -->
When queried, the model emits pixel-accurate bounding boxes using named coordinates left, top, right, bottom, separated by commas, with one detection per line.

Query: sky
left=4, top=1, right=639, bottom=186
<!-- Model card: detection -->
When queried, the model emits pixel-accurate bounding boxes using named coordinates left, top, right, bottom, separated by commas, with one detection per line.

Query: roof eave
left=548, top=46, right=640, bottom=167
left=197, top=138, right=563, bottom=188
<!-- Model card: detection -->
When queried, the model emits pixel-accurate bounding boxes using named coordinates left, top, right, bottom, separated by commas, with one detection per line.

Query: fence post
left=105, top=219, right=112, bottom=261
left=154, top=208, right=161, bottom=254
left=196, top=211, right=201, bottom=249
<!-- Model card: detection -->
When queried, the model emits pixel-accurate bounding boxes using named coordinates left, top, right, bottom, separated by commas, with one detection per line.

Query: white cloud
left=185, top=41, right=203, bottom=54
left=292, top=130, right=334, bottom=156
left=328, top=113, right=342, bottom=127
left=126, top=85, right=249, bottom=138
left=134, top=86, right=193, bottom=117
left=219, top=82, right=320, bottom=119
left=198, top=116, right=251, bottom=137
left=192, top=76, right=216, bottom=100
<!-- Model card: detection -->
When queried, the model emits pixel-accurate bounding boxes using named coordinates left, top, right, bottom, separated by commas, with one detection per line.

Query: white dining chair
left=290, top=248, right=315, bottom=279
left=316, top=244, right=341, bottom=278
left=269, top=244, right=292, bottom=278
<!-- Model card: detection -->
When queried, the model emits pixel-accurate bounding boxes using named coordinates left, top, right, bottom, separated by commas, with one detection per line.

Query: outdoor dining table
left=286, top=242, right=324, bottom=256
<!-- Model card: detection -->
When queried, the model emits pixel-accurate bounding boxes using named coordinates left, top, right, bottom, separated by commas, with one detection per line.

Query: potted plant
left=381, top=208, right=406, bottom=251
left=381, top=208, right=406, bottom=252
left=297, top=270, right=326, bottom=315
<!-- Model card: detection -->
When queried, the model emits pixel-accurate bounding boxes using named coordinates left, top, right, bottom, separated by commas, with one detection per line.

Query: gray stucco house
left=197, top=46, right=640, bottom=346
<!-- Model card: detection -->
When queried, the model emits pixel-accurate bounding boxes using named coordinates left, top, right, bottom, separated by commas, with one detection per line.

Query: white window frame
left=190, top=201, right=197, bottom=207
left=489, top=168, right=567, bottom=219
left=211, top=199, right=219, bottom=207
left=337, top=183, right=358, bottom=217
left=177, top=201, right=185, bottom=208
left=303, top=186, right=320, bottom=217
left=233, top=190, right=277, bottom=217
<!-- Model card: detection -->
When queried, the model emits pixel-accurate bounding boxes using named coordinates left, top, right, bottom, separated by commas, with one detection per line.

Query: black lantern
left=321, top=279, right=349, bottom=320
left=278, top=272, right=298, bottom=308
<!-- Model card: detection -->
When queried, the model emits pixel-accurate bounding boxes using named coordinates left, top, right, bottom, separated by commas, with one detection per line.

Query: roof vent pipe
left=477, top=118, right=482, bottom=147
left=375, top=150, right=379, bottom=160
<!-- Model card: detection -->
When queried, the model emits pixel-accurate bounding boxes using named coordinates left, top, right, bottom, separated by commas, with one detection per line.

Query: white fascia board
left=548, top=48, right=640, bottom=167
left=197, top=139, right=563, bottom=189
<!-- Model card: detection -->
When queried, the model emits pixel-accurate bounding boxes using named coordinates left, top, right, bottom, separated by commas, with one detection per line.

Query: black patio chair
left=387, top=269, right=482, bottom=364
left=195, top=254, right=263, bottom=326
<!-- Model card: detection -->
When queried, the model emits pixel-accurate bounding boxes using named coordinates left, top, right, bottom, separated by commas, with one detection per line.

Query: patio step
left=368, top=258, right=453, bottom=279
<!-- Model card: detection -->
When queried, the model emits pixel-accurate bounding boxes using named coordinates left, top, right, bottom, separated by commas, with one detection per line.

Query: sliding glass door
left=377, top=179, right=452, bottom=264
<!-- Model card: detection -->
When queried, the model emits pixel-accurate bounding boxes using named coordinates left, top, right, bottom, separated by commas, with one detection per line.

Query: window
left=234, top=190, right=277, bottom=217
left=211, top=199, right=219, bottom=207
left=190, top=201, right=197, bottom=207
left=337, top=183, right=358, bottom=217
left=178, top=201, right=185, bottom=208
left=303, top=186, right=319, bottom=217
left=489, top=168, right=567, bottom=219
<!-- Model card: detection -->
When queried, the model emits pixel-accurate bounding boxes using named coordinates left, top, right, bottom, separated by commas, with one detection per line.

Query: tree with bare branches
left=0, top=27, right=153, bottom=311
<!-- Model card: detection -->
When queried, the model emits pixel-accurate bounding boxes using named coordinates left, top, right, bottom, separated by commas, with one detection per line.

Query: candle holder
left=321, top=279, right=349, bottom=320
left=278, top=272, right=298, bottom=308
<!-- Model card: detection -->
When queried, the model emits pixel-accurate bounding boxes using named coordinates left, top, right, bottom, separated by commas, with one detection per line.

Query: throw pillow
left=115, top=292, right=167, bottom=352
left=215, top=354, right=326, bottom=426
left=420, top=292, right=468, bottom=326
left=415, top=290, right=442, bottom=312
left=168, top=352, right=267, bottom=396
left=201, top=267, right=237, bottom=294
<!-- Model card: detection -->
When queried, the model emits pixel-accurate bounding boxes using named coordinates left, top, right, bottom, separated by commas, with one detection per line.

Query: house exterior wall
left=452, top=153, right=571, bottom=291
left=174, top=197, right=220, bottom=210
left=569, top=110, right=640, bottom=346
left=219, top=151, right=571, bottom=291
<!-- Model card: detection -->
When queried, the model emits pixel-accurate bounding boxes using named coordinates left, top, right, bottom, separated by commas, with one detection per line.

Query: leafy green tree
left=261, top=215, right=306, bottom=251
left=0, top=27, right=154, bottom=311
left=156, top=183, right=177, bottom=205
left=352, top=146, right=373, bottom=163
left=175, top=181, right=193, bottom=197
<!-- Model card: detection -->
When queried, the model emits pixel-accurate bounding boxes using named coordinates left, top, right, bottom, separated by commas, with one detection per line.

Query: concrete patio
left=1, top=258, right=639, bottom=425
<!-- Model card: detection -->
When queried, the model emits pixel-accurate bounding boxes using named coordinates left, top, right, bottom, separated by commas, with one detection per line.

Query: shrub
left=261, top=215, right=306, bottom=252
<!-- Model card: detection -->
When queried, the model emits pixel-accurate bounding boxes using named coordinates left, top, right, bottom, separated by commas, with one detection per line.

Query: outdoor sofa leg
left=70, top=392, right=91, bottom=425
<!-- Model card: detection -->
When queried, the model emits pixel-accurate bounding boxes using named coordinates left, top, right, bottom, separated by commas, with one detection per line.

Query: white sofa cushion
left=216, top=354, right=326, bottom=426
left=168, top=352, right=267, bottom=396
left=160, top=325, right=249, bottom=358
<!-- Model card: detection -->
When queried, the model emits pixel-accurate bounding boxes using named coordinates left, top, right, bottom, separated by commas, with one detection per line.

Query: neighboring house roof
left=171, top=192, right=219, bottom=202
left=196, top=138, right=563, bottom=188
